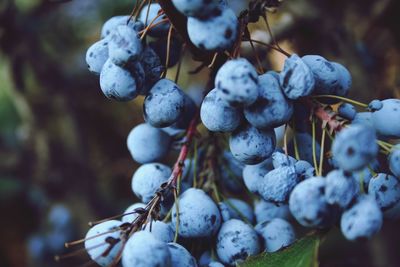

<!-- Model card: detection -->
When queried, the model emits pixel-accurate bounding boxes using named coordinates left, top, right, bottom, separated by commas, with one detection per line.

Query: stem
left=312, top=95, right=368, bottom=108
left=318, top=128, right=326, bottom=176
left=311, top=118, right=319, bottom=175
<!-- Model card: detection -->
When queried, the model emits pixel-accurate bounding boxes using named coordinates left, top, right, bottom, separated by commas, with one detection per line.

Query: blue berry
left=127, top=123, right=171, bottom=164
left=122, top=203, right=146, bottom=223
left=367, top=99, right=383, bottom=112
left=122, top=231, right=171, bottom=267
left=340, top=195, right=382, bottom=241
left=149, top=36, right=182, bottom=68
left=86, top=39, right=109, bottom=75
left=352, top=112, right=374, bottom=127
left=198, top=250, right=212, bottom=266
left=215, top=58, right=259, bottom=107
left=245, top=71, right=293, bottom=128
left=371, top=99, right=400, bottom=138
left=229, top=124, right=276, bottom=165
left=272, top=151, right=296, bottom=169
left=108, top=25, right=142, bottom=66
left=200, top=88, right=242, bottom=132
left=167, top=242, right=197, bottom=267
left=302, top=55, right=337, bottom=95
left=27, top=234, right=46, bottom=259
left=187, top=7, right=238, bottom=52
left=143, top=79, right=186, bottom=127
left=368, top=173, right=400, bottom=217
left=47, top=204, right=71, bottom=230
left=294, top=160, right=315, bottom=180
left=170, top=95, right=197, bottom=130
left=85, top=220, right=123, bottom=267
left=143, top=220, right=175, bottom=243
left=101, top=16, right=143, bottom=39
left=171, top=188, right=221, bottom=238
left=332, top=124, right=378, bottom=172
left=254, top=199, right=291, bottom=224
left=219, top=150, right=245, bottom=192
left=131, top=163, right=171, bottom=203
left=279, top=54, right=315, bottom=99
left=222, top=198, right=254, bottom=223
left=289, top=177, right=336, bottom=228
left=100, top=59, right=140, bottom=101
left=216, top=219, right=260, bottom=265
left=338, top=103, right=356, bottom=120
left=172, top=0, right=219, bottom=18
left=139, top=46, right=164, bottom=95
left=325, top=170, right=359, bottom=209
left=258, top=166, right=299, bottom=203
left=332, top=62, right=352, bottom=97
left=139, top=4, right=170, bottom=37
left=208, top=262, right=224, bottom=267
left=243, top=158, right=273, bottom=194
left=288, top=132, right=321, bottom=164
left=256, top=218, right=296, bottom=252
left=389, top=145, right=400, bottom=177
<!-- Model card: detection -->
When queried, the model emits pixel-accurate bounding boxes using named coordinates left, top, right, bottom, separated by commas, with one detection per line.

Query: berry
left=131, top=163, right=171, bottom=203
left=258, top=166, right=299, bottom=203
left=187, top=7, right=238, bottom=52
left=139, top=46, right=164, bottom=95
left=332, top=124, right=378, bottom=172
left=222, top=198, right=255, bottom=223
left=47, top=204, right=71, bottom=230
left=367, top=99, right=383, bottom=112
left=289, top=177, right=337, bottom=228
left=352, top=112, right=374, bottom=127
left=167, top=242, right=198, bottom=267
left=143, top=79, right=186, bottom=127
left=325, top=170, right=359, bottom=209
left=122, top=231, right=171, bottom=267
left=172, top=0, right=219, bottom=18
left=100, top=59, right=140, bottom=101
left=338, top=102, right=356, bottom=120
left=244, top=71, right=294, bottom=129
left=279, top=54, right=315, bottom=99
left=200, top=88, right=242, bottom=132
left=254, top=199, right=291, bottom=224
left=85, top=220, right=123, bottom=267
left=371, top=99, right=400, bottom=138
left=288, top=132, right=321, bottom=164
left=229, top=124, right=276, bottom=165
left=127, top=123, right=171, bottom=164
left=219, top=150, right=245, bottom=192
left=86, top=38, right=109, bottom=75
left=122, top=203, right=146, bottom=223
left=272, top=151, right=296, bottom=169
left=149, top=36, right=182, bottom=68
left=294, top=160, right=315, bottom=180
left=100, top=16, right=143, bottom=39
left=215, top=58, right=259, bottom=107
left=171, top=188, right=221, bottom=238
left=208, top=262, right=225, bottom=267
left=368, top=173, right=400, bottom=218
left=143, top=220, right=175, bottom=243
left=388, top=145, right=400, bottom=177
left=256, top=218, right=296, bottom=252
left=242, top=158, right=273, bottom=194
left=108, top=25, right=142, bottom=66
left=216, top=219, right=260, bottom=265
left=139, top=4, right=170, bottom=37
left=332, top=62, right=352, bottom=97
left=340, top=195, right=382, bottom=241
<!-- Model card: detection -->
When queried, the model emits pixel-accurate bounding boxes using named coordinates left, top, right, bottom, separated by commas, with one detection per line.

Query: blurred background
left=0, top=0, right=400, bottom=266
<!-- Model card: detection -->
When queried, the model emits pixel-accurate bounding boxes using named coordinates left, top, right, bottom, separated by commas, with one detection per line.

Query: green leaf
left=239, top=232, right=322, bottom=267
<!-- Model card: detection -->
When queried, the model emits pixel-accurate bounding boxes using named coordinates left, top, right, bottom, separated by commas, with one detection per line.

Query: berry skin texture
left=272, top=151, right=296, bottom=169
left=368, top=99, right=383, bottom=112
left=139, top=4, right=170, bottom=37
left=338, top=102, right=357, bottom=120
left=200, top=88, right=242, bottom=132
left=187, top=7, right=238, bottom=52
left=368, top=173, right=400, bottom=218
left=371, top=99, right=400, bottom=138
left=219, top=150, right=245, bottom=192
left=332, top=62, right=352, bottom=97
left=131, top=163, right=171, bottom=203
left=279, top=54, right=315, bottom=99
left=294, top=160, right=315, bottom=180
left=208, top=262, right=225, bottom=267
left=216, top=219, right=260, bottom=266
left=325, top=170, right=359, bottom=209
left=84, top=220, right=123, bottom=267
left=142, top=220, right=175, bottom=243
left=229, top=124, right=276, bottom=165
left=86, top=38, right=109, bottom=75
left=289, top=177, right=336, bottom=228
left=139, top=46, right=164, bottom=95
left=331, top=124, right=378, bottom=172
left=100, top=16, right=143, bottom=39
left=100, top=59, right=139, bottom=101
left=254, top=199, right=291, bottom=224
left=167, top=242, right=198, bottom=267
left=108, top=25, right=142, bottom=66
left=288, top=132, right=321, bottom=165
left=171, top=188, right=221, bottom=238
left=143, top=79, right=186, bottom=128
left=257, top=218, right=296, bottom=252
left=352, top=112, right=374, bottom=128
left=172, top=0, right=219, bottom=18
left=122, top=202, right=146, bottom=223
left=340, top=195, right=382, bottom=241
left=122, top=231, right=171, bottom=267
left=258, top=166, right=299, bottom=203
left=127, top=123, right=171, bottom=164
left=215, top=58, right=259, bottom=107
left=389, top=145, right=400, bottom=177
left=243, top=158, right=273, bottom=194
left=244, top=71, right=294, bottom=129
left=222, top=198, right=255, bottom=223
